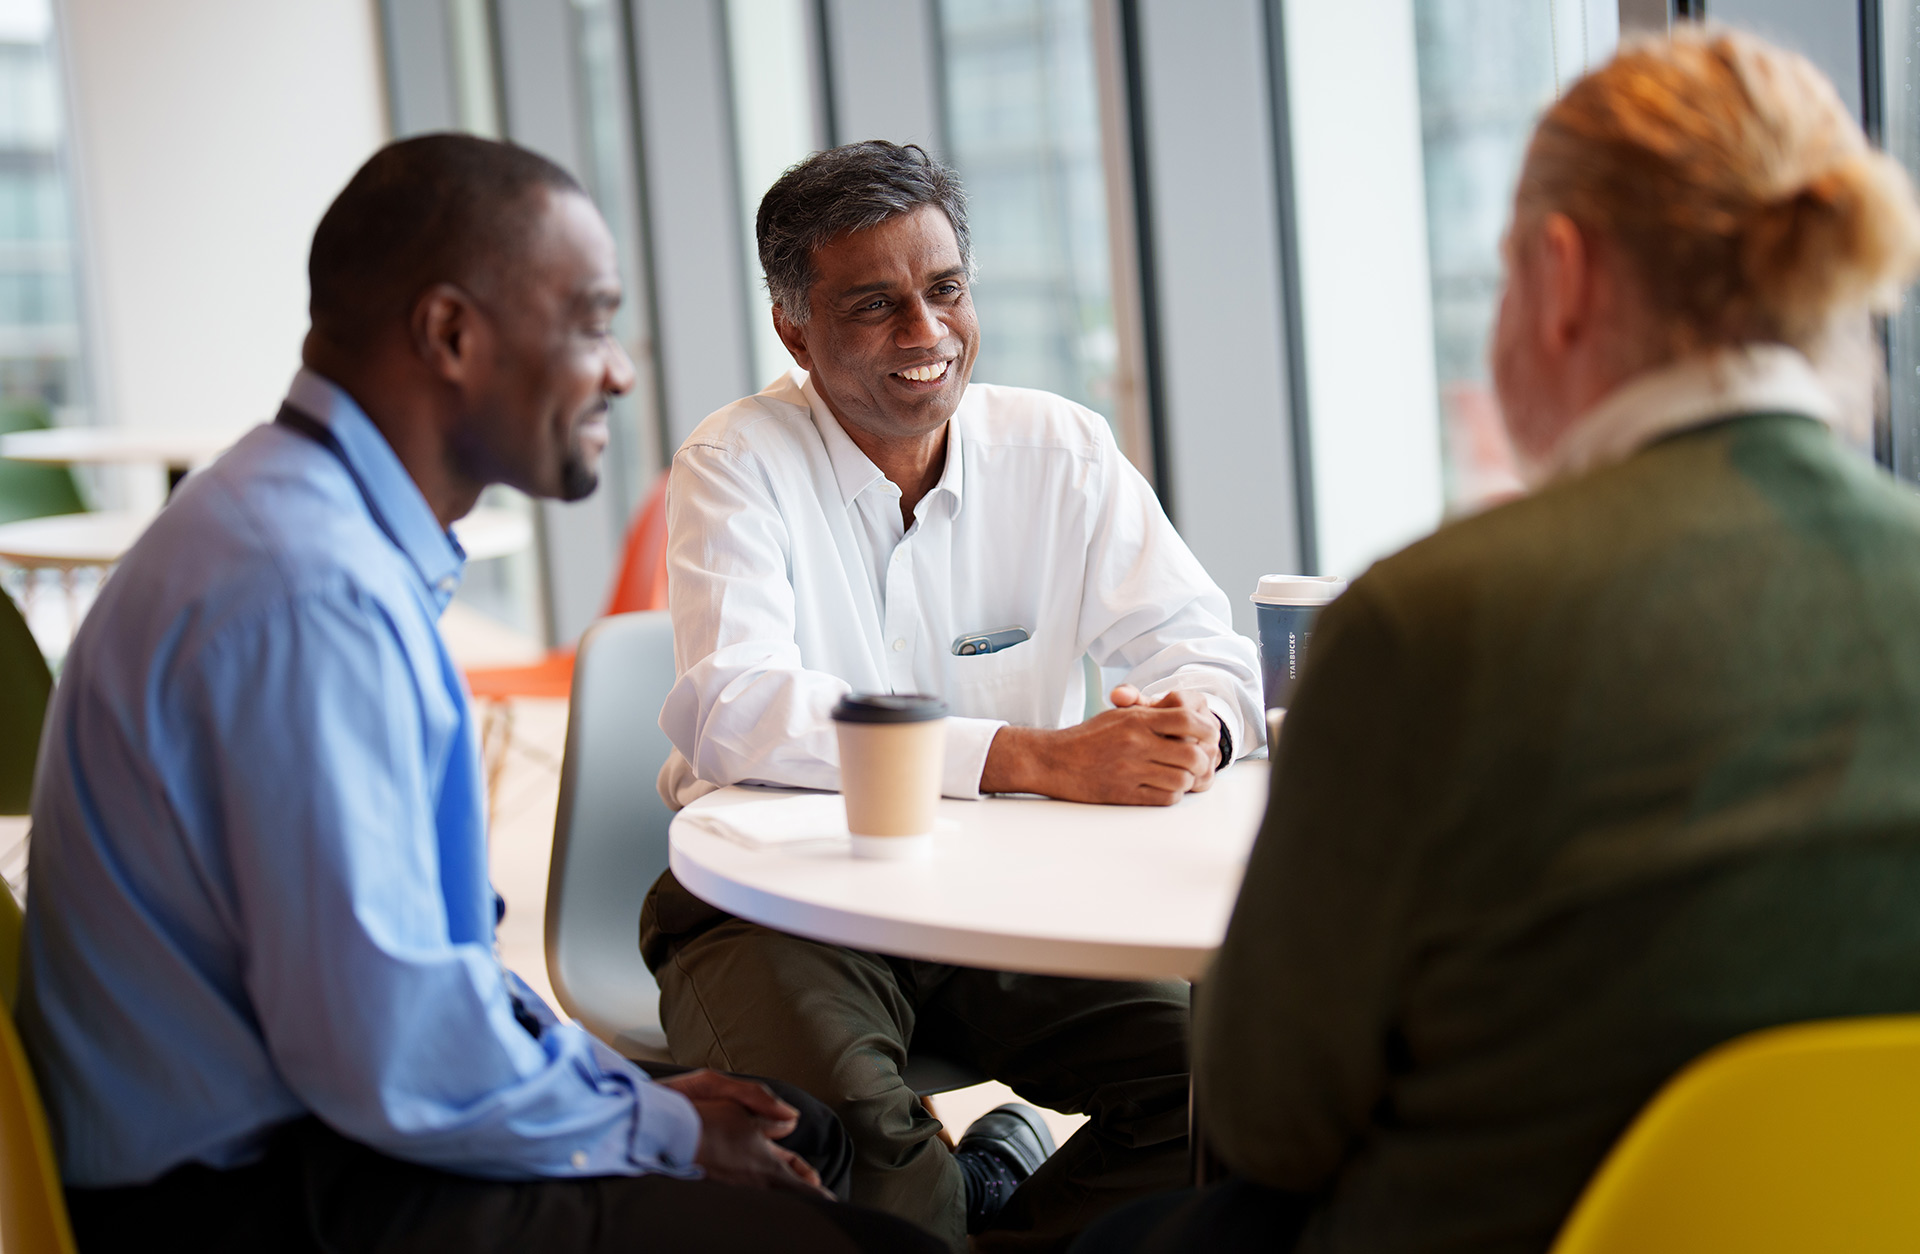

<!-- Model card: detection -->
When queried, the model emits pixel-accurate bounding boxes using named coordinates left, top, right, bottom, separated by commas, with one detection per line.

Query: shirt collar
left=1533, top=344, right=1836, bottom=487
left=800, top=368, right=966, bottom=517
left=284, top=368, right=466, bottom=606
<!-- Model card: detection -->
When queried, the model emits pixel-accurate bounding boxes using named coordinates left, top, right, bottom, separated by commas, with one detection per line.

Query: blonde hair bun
left=1519, top=25, right=1920, bottom=357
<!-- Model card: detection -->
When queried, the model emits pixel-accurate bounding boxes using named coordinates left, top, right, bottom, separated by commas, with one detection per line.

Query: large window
left=1410, top=0, right=1615, bottom=511
left=1882, top=1, right=1920, bottom=481
left=726, top=0, right=821, bottom=392
left=571, top=0, right=659, bottom=524
left=936, top=0, right=1120, bottom=428
left=0, top=0, right=83, bottom=415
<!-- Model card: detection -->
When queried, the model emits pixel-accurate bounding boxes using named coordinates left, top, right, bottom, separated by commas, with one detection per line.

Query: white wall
left=58, top=0, right=388, bottom=435
left=1282, top=0, right=1445, bottom=577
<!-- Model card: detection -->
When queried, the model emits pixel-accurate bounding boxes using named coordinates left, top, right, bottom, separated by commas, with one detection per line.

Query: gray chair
left=543, top=610, right=987, bottom=1096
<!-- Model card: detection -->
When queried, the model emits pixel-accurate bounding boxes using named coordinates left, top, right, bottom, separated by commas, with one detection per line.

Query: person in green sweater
left=1075, top=26, right=1920, bottom=1254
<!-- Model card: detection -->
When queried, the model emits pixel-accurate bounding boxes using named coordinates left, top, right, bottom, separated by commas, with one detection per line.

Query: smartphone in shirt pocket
left=948, top=626, right=1043, bottom=723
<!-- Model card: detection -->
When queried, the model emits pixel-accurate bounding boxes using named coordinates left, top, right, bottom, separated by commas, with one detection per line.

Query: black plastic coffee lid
left=832, top=693, right=949, bottom=723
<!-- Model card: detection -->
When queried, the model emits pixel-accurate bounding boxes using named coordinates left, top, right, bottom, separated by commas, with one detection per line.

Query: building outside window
left=1409, top=0, right=1613, bottom=511
left=0, top=0, right=83, bottom=417
left=937, top=0, right=1120, bottom=430
left=726, top=0, right=821, bottom=393
left=1881, top=1, right=1920, bottom=483
left=571, top=0, right=660, bottom=525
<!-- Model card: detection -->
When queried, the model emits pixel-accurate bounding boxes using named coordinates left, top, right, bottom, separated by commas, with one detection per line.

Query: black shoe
left=953, top=1103, right=1057, bottom=1234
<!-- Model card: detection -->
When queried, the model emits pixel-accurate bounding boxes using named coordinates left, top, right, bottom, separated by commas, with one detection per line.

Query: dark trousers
left=65, top=1065, right=942, bottom=1254
left=1068, top=1181, right=1313, bottom=1253
left=644, top=880, right=1193, bottom=1254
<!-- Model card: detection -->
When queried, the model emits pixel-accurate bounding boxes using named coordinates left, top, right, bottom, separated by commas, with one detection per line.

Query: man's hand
left=656, top=1069, right=829, bottom=1197
left=981, top=686, right=1222, bottom=805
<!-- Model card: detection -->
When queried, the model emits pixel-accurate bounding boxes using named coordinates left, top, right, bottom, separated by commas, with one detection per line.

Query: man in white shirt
left=642, top=141, right=1262, bottom=1253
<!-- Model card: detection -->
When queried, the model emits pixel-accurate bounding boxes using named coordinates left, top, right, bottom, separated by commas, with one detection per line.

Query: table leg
left=60, top=565, right=79, bottom=643
left=1189, top=981, right=1228, bottom=1186
left=13, top=567, right=36, bottom=627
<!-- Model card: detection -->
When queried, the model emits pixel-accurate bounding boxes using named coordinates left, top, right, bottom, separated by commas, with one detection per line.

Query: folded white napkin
left=678, top=794, right=850, bottom=849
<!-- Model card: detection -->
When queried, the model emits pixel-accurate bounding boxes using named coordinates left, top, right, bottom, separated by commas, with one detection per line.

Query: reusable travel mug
left=1251, top=575, right=1347, bottom=710
left=832, top=693, right=949, bottom=860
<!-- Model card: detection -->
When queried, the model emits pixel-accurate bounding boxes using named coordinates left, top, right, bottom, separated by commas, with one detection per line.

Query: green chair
left=0, top=402, right=85, bottom=527
left=0, top=585, right=50, bottom=814
left=0, top=890, right=79, bottom=1253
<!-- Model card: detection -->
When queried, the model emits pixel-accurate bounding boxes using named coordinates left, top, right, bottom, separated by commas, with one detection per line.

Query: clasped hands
left=981, top=685, right=1222, bottom=805
left=655, top=1069, right=832, bottom=1197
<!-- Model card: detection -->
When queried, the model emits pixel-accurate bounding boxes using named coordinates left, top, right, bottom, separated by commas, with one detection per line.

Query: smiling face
left=773, top=204, right=979, bottom=448
left=455, top=187, right=633, bottom=502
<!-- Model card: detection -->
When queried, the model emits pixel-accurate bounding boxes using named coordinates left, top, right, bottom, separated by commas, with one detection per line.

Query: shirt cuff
left=632, top=1076, right=704, bottom=1176
left=1200, top=693, right=1251, bottom=762
left=943, top=715, right=1006, bottom=800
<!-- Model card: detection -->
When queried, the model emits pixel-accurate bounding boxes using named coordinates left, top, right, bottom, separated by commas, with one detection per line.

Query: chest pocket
left=948, top=641, right=1046, bottom=726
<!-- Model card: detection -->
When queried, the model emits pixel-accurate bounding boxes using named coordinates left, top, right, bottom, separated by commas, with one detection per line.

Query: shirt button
left=892, top=638, right=906, bottom=652
left=436, top=576, right=456, bottom=594
left=571, top=1150, right=588, bottom=1169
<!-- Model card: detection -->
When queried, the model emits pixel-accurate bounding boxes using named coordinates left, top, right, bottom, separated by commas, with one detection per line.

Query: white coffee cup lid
left=1251, top=574, right=1348, bottom=606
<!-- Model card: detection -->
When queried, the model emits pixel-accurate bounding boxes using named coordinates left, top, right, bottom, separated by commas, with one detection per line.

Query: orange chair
left=468, top=473, right=670, bottom=807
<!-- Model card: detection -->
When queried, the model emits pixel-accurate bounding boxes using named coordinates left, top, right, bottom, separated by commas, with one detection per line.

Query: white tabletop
left=0, top=510, right=154, bottom=566
left=452, top=506, right=535, bottom=563
left=669, top=761, right=1269, bottom=982
left=0, top=504, right=530, bottom=571
left=0, top=427, right=243, bottom=470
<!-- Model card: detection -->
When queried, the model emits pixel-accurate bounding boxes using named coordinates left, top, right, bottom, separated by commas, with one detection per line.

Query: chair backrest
left=1, top=585, right=51, bottom=814
left=601, top=472, right=669, bottom=618
left=1550, top=1016, right=1920, bottom=1254
left=0, top=404, right=86, bottom=526
left=0, top=890, right=78, bottom=1254
left=544, top=610, right=677, bottom=1057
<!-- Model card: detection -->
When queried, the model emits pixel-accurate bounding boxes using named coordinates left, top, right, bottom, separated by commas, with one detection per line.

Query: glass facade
left=1882, top=2, right=1920, bottom=481
left=0, top=0, right=83, bottom=413
left=936, top=0, right=1119, bottom=425
left=571, top=0, right=659, bottom=526
left=726, top=0, right=820, bottom=392
left=1409, top=0, right=1613, bottom=511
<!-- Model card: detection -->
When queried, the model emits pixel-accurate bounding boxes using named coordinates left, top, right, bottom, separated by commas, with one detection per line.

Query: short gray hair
left=756, top=141, right=972, bottom=323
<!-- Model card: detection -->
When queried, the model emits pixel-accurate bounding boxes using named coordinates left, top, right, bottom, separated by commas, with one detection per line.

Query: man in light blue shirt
left=20, top=135, right=937, bottom=1254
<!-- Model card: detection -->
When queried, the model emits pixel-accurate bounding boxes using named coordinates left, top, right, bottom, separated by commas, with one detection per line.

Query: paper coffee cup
left=832, top=694, right=948, bottom=860
left=1251, top=575, right=1347, bottom=710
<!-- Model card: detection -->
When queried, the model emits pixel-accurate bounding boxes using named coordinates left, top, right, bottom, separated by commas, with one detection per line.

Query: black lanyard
left=274, top=404, right=411, bottom=557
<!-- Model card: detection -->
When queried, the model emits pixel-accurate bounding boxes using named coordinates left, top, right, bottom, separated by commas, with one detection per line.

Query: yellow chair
left=0, top=888, right=77, bottom=1254
left=1550, top=1016, right=1920, bottom=1254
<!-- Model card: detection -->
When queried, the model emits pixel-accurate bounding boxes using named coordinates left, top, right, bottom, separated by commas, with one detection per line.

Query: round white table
left=451, top=506, right=535, bottom=563
left=669, top=761, right=1269, bottom=982
left=0, top=507, right=531, bottom=568
left=0, top=509, right=154, bottom=569
left=0, top=427, right=246, bottom=495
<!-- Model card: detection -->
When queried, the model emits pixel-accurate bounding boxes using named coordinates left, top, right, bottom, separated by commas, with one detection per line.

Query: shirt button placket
left=885, top=545, right=914, bottom=690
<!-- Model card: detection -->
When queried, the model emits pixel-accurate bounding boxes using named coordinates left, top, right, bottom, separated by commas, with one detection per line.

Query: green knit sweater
left=1197, top=413, right=1920, bottom=1252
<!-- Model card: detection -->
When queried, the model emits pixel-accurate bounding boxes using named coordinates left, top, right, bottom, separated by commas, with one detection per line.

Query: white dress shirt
left=658, top=369, right=1262, bottom=806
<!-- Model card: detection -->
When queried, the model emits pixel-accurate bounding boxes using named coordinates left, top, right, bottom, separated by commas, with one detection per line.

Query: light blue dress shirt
left=19, top=370, right=701, bottom=1188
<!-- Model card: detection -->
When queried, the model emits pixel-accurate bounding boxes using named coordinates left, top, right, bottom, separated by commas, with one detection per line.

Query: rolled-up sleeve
left=197, top=588, right=701, bottom=1181
left=1077, top=438, right=1264, bottom=757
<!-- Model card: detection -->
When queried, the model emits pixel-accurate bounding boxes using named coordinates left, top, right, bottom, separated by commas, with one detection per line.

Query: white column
left=1281, top=0, right=1445, bottom=577
left=57, top=0, right=388, bottom=436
